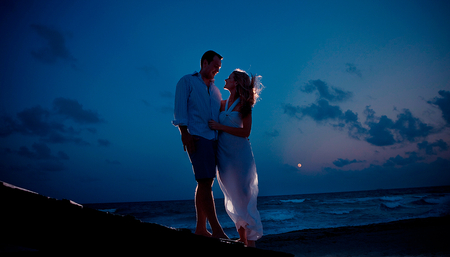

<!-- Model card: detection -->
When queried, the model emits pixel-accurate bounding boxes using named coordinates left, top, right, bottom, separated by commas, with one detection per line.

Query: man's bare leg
left=194, top=178, right=228, bottom=239
left=194, top=181, right=211, bottom=237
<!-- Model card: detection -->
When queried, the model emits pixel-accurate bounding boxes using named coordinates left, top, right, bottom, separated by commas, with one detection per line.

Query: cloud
left=418, top=139, right=449, bottom=155
left=283, top=100, right=366, bottom=139
left=364, top=107, right=396, bottom=146
left=53, top=98, right=102, bottom=124
left=345, top=63, right=362, bottom=78
left=285, top=84, right=441, bottom=148
left=364, top=107, right=434, bottom=146
left=283, top=102, right=434, bottom=147
left=18, top=143, right=52, bottom=160
left=0, top=98, right=103, bottom=145
left=14, top=142, right=69, bottom=172
left=301, top=80, right=353, bottom=103
left=342, top=110, right=368, bottom=139
left=43, top=131, right=90, bottom=145
left=298, top=99, right=343, bottom=121
left=393, top=109, right=433, bottom=142
left=17, top=142, right=68, bottom=161
left=383, top=151, right=423, bottom=167
left=57, top=151, right=70, bottom=160
left=30, top=24, right=77, bottom=66
left=265, top=129, right=280, bottom=137
left=333, top=158, right=366, bottom=167
left=38, top=161, right=66, bottom=172
left=14, top=105, right=56, bottom=136
left=98, top=139, right=111, bottom=147
left=282, top=103, right=300, bottom=118
left=428, top=90, right=450, bottom=125
left=322, top=157, right=450, bottom=192
left=283, top=99, right=353, bottom=123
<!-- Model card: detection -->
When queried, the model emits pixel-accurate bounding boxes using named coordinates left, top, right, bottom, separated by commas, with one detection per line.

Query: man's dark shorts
left=187, top=136, right=217, bottom=181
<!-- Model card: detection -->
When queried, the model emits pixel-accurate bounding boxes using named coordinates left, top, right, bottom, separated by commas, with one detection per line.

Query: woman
left=208, top=69, right=263, bottom=247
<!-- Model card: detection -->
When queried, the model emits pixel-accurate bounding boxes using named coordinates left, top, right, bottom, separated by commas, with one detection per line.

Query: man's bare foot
left=212, top=231, right=229, bottom=239
left=195, top=230, right=212, bottom=237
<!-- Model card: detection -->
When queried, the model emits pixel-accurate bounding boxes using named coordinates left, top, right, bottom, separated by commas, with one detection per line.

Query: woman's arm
left=208, top=114, right=252, bottom=138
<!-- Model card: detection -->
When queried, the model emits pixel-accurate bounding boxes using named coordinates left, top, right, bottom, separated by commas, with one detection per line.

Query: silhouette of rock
left=0, top=181, right=292, bottom=256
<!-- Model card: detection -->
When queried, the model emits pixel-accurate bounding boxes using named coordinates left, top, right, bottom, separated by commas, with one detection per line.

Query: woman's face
left=224, top=73, right=237, bottom=91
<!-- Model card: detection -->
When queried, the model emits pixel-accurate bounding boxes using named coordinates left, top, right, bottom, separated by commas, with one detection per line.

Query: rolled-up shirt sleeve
left=172, top=76, right=189, bottom=127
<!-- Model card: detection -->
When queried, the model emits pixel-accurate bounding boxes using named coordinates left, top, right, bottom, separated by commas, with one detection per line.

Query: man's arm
left=173, top=76, right=189, bottom=128
left=173, top=76, right=196, bottom=152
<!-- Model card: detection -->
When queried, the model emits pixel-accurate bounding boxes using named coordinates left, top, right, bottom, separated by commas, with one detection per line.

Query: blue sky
left=1, top=0, right=449, bottom=203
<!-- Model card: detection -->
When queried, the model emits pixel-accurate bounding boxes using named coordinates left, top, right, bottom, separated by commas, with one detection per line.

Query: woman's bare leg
left=238, top=226, right=247, bottom=245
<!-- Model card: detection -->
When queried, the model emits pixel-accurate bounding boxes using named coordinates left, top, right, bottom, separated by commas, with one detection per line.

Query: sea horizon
left=85, top=185, right=450, bottom=239
left=83, top=184, right=450, bottom=205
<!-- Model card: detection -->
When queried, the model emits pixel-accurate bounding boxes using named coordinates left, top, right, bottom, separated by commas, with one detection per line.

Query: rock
left=0, top=181, right=292, bottom=256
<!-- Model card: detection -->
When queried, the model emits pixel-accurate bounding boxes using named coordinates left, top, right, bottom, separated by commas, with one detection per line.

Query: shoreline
left=258, top=215, right=450, bottom=256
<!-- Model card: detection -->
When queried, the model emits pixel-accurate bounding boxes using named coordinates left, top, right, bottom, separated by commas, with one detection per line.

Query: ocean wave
left=322, top=209, right=354, bottom=215
left=379, top=202, right=406, bottom=210
left=423, top=194, right=450, bottom=204
left=260, top=210, right=295, bottom=222
left=320, top=197, right=378, bottom=205
left=380, top=196, right=403, bottom=201
left=279, top=199, right=306, bottom=204
left=98, top=208, right=117, bottom=213
left=411, top=199, right=438, bottom=206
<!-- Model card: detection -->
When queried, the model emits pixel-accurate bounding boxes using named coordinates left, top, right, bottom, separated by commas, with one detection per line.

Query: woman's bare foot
left=247, top=240, right=256, bottom=248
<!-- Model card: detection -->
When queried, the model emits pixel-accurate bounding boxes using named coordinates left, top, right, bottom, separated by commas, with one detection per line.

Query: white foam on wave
left=380, top=196, right=403, bottom=201
left=260, top=210, right=295, bottom=222
left=380, top=202, right=405, bottom=210
left=424, top=194, right=450, bottom=204
left=98, top=208, right=117, bottom=213
left=279, top=199, right=306, bottom=204
left=323, top=209, right=354, bottom=215
left=321, top=196, right=378, bottom=204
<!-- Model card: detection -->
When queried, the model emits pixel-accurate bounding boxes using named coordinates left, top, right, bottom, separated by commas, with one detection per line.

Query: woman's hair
left=232, top=69, right=263, bottom=118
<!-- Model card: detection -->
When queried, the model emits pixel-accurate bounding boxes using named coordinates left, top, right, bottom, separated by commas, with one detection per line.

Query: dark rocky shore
left=258, top=212, right=450, bottom=256
left=1, top=181, right=292, bottom=256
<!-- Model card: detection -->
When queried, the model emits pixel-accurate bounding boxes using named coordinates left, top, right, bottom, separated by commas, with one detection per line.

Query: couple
left=172, top=50, right=263, bottom=247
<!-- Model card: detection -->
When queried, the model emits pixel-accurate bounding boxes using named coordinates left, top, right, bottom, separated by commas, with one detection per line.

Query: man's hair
left=201, top=50, right=223, bottom=68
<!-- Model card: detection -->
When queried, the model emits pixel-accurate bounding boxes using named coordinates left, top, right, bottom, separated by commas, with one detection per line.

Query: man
left=173, top=50, right=228, bottom=239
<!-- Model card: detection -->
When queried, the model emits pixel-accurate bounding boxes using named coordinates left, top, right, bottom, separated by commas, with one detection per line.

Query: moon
left=297, top=163, right=302, bottom=168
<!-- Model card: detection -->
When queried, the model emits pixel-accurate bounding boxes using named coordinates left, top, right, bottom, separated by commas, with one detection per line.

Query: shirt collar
left=192, top=71, right=214, bottom=87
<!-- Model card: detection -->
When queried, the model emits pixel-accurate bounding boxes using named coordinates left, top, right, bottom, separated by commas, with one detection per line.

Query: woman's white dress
left=217, top=98, right=263, bottom=240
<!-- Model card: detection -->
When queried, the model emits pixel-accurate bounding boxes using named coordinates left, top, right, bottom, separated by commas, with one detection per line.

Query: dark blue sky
left=1, top=0, right=449, bottom=203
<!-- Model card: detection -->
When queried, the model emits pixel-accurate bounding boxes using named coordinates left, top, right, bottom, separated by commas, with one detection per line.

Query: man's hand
left=179, top=126, right=198, bottom=153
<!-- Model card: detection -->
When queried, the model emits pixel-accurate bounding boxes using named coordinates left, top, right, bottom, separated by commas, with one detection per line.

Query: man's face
left=203, top=56, right=222, bottom=80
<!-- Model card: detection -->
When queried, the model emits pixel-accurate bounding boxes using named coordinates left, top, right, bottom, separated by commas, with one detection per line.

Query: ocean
left=85, top=186, right=450, bottom=239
